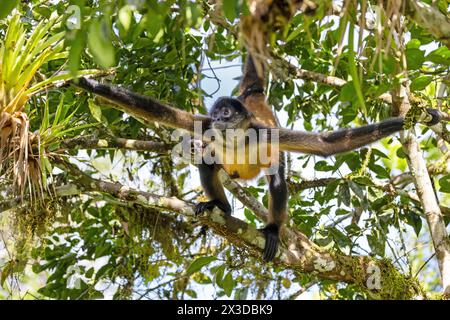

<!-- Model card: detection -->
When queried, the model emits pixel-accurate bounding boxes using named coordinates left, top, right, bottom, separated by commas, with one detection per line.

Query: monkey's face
left=210, top=98, right=252, bottom=132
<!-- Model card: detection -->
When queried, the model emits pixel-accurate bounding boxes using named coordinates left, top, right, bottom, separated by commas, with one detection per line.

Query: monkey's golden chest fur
left=216, top=95, right=278, bottom=181
left=218, top=143, right=273, bottom=180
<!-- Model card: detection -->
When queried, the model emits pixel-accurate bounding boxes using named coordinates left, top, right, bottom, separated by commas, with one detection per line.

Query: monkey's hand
left=260, top=223, right=280, bottom=262
left=423, top=108, right=442, bottom=126
left=194, top=200, right=232, bottom=216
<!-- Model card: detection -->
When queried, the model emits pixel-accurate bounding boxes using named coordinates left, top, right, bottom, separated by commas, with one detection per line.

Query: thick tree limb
left=52, top=157, right=424, bottom=299
left=394, top=83, right=450, bottom=298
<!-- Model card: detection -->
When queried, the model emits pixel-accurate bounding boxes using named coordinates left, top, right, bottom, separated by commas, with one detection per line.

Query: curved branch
left=52, top=157, right=424, bottom=299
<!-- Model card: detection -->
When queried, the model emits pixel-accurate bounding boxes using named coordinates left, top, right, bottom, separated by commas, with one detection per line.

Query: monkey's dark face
left=209, top=97, right=252, bottom=131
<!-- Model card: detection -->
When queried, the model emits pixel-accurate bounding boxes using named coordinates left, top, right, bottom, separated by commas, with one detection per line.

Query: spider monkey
left=195, top=53, right=442, bottom=262
left=73, top=57, right=442, bottom=262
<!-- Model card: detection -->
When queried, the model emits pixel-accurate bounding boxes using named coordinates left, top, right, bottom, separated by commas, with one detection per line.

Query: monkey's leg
left=195, top=163, right=232, bottom=216
left=261, top=155, right=288, bottom=262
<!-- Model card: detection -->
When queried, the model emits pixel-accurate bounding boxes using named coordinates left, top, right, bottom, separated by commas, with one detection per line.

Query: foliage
left=0, top=0, right=449, bottom=300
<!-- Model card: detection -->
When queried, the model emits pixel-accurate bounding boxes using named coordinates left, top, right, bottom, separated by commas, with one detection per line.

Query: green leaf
left=348, top=181, right=365, bottom=200
left=410, top=76, right=433, bottom=92
left=439, top=175, right=450, bottom=193
left=323, top=179, right=341, bottom=196
left=286, top=27, right=303, bottom=43
left=372, top=148, right=389, bottom=159
left=352, top=176, right=375, bottom=187
left=185, top=289, right=198, bottom=298
left=234, top=287, right=248, bottom=300
left=314, top=160, right=334, bottom=171
left=367, top=232, right=385, bottom=256
left=329, top=226, right=352, bottom=248
left=244, top=208, right=256, bottom=226
left=95, top=264, right=111, bottom=280
left=145, top=9, right=163, bottom=38
left=396, top=147, right=406, bottom=159
left=95, top=243, right=112, bottom=258
left=213, top=264, right=226, bottom=288
left=347, top=22, right=366, bottom=114
left=33, top=6, right=52, bottom=18
left=119, top=5, right=133, bottom=31
left=339, top=82, right=357, bottom=102
left=87, top=19, right=116, bottom=68
left=338, top=183, right=351, bottom=207
left=88, top=99, right=102, bottom=122
left=222, top=272, right=234, bottom=297
left=342, top=152, right=361, bottom=170
left=426, top=46, right=450, bottom=65
left=404, top=210, right=422, bottom=236
left=222, top=0, right=238, bottom=22
left=0, top=261, right=13, bottom=288
left=68, top=30, right=85, bottom=75
left=340, top=105, right=357, bottom=124
left=406, top=39, right=421, bottom=49
left=85, top=268, right=95, bottom=278
left=186, top=256, right=216, bottom=275
left=88, top=290, right=104, bottom=300
left=406, top=48, right=425, bottom=70
left=0, top=0, right=19, bottom=20
left=369, top=163, right=390, bottom=179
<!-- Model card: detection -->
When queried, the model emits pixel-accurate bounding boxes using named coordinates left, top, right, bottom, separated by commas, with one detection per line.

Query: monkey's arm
left=276, top=118, right=405, bottom=156
left=74, top=77, right=209, bottom=132
left=74, top=78, right=444, bottom=156
left=195, top=164, right=232, bottom=216
left=271, top=110, right=442, bottom=157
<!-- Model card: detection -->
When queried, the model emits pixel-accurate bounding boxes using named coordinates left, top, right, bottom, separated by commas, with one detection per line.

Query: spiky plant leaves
left=0, top=12, right=99, bottom=203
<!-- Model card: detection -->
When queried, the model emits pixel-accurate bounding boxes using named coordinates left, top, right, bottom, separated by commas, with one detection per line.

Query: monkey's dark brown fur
left=194, top=53, right=442, bottom=262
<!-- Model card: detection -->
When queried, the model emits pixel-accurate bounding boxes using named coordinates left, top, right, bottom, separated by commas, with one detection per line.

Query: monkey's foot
left=194, top=200, right=231, bottom=216
left=424, top=108, right=442, bottom=126
left=259, top=223, right=280, bottom=262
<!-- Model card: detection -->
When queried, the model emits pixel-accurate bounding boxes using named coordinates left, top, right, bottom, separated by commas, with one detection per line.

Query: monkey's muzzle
left=212, top=122, right=229, bottom=131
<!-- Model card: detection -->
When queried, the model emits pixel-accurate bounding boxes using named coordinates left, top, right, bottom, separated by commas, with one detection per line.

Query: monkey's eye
left=212, top=111, right=219, bottom=119
left=222, top=108, right=231, bottom=117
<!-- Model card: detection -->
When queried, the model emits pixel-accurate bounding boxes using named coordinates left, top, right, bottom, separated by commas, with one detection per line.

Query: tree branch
left=279, top=58, right=393, bottom=104
left=60, top=135, right=172, bottom=154
left=405, top=0, right=450, bottom=49
left=51, top=157, right=424, bottom=299
left=393, top=82, right=450, bottom=298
